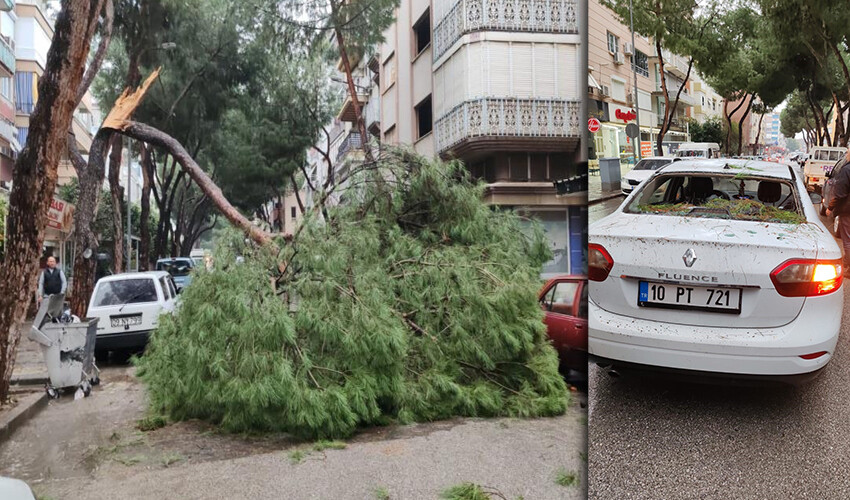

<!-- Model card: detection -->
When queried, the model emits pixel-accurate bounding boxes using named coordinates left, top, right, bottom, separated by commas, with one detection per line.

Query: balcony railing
left=433, top=0, right=578, bottom=60
left=0, top=36, right=13, bottom=75
left=434, top=98, right=580, bottom=152
left=336, top=131, right=363, bottom=164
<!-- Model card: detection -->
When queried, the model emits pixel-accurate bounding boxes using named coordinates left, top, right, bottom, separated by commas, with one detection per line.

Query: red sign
left=640, top=141, right=653, bottom=157
left=615, top=109, right=637, bottom=122
left=588, top=118, right=601, bottom=133
left=47, top=197, right=74, bottom=232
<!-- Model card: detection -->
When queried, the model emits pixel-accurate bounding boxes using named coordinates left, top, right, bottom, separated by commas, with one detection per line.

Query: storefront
left=590, top=100, right=655, bottom=168
left=517, top=206, right=586, bottom=278
left=42, top=196, right=75, bottom=279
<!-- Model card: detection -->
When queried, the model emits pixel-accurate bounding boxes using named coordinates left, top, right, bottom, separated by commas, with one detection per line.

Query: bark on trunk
left=139, top=143, right=152, bottom=270
left=753, top=112, right=765, bottom=155
left=655, top=39, right=669, bottom=157
left=107, top=134, right=124, bottom=272
left=736, top=94, right=755, bottom=156
left=0, top=0, right=102, bottom=401
left=109, top=122, right=276, bottom=249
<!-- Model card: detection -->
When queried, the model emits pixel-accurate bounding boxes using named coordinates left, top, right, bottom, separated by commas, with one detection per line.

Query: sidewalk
left=588, top=167, right=626, bottom=205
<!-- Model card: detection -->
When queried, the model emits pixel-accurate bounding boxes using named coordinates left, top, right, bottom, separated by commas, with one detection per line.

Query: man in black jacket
left=826, top=150, right=850, bottom=266
left=37, top=256, right=67, bottom=305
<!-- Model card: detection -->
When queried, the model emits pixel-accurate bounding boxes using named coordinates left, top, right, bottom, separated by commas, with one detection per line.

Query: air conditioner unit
left=601, top=85, right=611, bottom=97
left=623, top=43, right=634, bottom=56
left=614, top=52, right=625, bottom=65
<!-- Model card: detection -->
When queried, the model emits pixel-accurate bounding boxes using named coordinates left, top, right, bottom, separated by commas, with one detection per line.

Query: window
left=167, top=276, right=178, bottom=298
left=415, top=95, right=432, bottom=139
left=92, top=279, right=158, bottom=307
left=159, top=277, right=171, bottom=300
left=382, top=54, right=396, bottom=91
left=632, top=50, right=649, bottom=77
left=291, top=206, right=296, bottom=219
left=701, top=96, right=706, bottom=106
left=0, top=77, right=10, bottom=100
left=607, top=32, right=619, bottom=54
left=413, top=9, right=431, bottom=56
left=156, top=258, right=193, bottom=277
left=611, top=78, right=626, bottom=102
left=542, top=281, right=578, bottom=316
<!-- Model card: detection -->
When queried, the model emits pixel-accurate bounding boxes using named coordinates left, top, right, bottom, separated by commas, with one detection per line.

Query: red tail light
left=588, top=243, right=614, bottom=282
left=770, top=259, right=843, bottom=297
left=800, top=351, right=828, bottom=360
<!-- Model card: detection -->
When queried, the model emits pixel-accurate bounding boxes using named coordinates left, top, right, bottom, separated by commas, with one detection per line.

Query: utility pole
left=630, top=0, right=641, bottom=161
left=125, top=140, right=132, bottom=272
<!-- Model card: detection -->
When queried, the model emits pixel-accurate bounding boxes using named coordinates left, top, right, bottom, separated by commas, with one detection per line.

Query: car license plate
left=638, top=281, right=742, bottom=314
left=110, top=315, right=142, bottom=328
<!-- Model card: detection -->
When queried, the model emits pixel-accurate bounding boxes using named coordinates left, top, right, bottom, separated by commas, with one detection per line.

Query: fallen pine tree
left=136, top=149, right=568, bottom=438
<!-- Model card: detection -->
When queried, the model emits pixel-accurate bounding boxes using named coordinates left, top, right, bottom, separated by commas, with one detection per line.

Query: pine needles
left=136, top=149, right=568, bottom=439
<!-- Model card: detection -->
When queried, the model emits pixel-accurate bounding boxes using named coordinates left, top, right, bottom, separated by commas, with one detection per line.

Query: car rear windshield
left=156, top=259, right=193, bottom=276
left=633, top=159, right=671, bottom=170
left=92, top=279, right=158, bottom=307
left=815, top=150, right=844, bottom=161
left=625, top=173, right=804, bottom=224
left=676, top=150, right=706, bottom=158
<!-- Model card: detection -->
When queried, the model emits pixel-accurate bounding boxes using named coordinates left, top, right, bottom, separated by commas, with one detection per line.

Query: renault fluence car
left=589, top=159, right=843, bottom=383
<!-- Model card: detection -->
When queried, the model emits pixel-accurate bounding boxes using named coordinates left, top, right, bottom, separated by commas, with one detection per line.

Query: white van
left=674, top=142, right=721, bottom=159
left=805, top=146, right=847, bottom=190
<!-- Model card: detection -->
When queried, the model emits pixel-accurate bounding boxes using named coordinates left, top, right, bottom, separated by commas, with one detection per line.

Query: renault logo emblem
left=683, top=248, right=697, bottom=268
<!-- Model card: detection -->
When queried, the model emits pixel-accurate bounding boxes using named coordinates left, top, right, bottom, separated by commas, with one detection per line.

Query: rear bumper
left=95, top=330, right=151, bottom=351
left=588, top=290, right=842, bottom=376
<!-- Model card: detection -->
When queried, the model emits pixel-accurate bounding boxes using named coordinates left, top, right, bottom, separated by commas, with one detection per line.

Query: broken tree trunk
left=108, top=134, right=125, bottom=272
left=0, top=0, right=104, bottom=402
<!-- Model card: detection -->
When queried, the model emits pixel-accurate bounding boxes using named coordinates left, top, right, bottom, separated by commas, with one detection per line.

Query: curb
left=10, top=374, right=48, bottom=386
left=588, top=192, right=625, bottom=205
left=0, top=392, right=47, bottom=444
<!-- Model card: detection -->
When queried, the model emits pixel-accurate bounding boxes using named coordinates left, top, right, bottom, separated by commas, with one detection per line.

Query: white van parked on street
left=675, top=142, right=721, bottom=159
left=804, top=146, right=847, bottom=191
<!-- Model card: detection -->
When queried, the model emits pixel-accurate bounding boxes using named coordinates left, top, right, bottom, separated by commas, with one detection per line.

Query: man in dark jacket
left=826, top=150, right=850, bottom=266
left=37, top=256, right=67, bottom=305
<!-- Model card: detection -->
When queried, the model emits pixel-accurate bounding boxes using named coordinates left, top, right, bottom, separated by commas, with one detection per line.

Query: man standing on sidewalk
left=37, top=256, right=67, bottom=305
left=826, top=149, right=850, bottom=267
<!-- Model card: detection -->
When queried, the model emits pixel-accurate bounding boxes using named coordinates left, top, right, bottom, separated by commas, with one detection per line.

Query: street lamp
left=126, top=42, right=177, bottom=272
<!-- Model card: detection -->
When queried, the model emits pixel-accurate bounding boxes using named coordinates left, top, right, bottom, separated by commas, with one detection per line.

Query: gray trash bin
left=599, top=157, right=622, bottom=192
left=26, top=294, right=100, bottom=399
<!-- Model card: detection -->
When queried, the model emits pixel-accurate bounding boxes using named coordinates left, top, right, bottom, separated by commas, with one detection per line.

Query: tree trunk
left=109, top=121, right=276, bottom=249
left=139, top=143, right=152, bottom=270
left=0, top=0, right=103, bottom=401
left=334, top=27, right=372, bottom=163
left=753, top=112, right=765, bottom=155
left=655, top=39, right=669, bottom=156
left=736, top=94, right=755, bottom=156
left=69, top=132, right=111, bottom=317
left=723, top=95, right=748, bottom=156
left=832, top=92, right=845, bottom=147
left=107, top=134, right=124, bottom=272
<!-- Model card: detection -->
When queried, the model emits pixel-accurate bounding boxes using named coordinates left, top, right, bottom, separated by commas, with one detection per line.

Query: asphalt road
left=587, top=202, right=850, bottom=498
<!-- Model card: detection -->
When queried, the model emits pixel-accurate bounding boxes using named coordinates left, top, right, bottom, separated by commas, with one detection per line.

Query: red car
left=539, top=275, right=588, bottom=373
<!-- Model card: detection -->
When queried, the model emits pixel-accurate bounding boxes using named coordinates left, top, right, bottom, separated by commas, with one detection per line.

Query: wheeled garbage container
left=26, top=294, right=100, bottom=399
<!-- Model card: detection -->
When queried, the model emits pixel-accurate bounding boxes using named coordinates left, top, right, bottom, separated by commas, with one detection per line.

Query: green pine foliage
left=137, top=150, right=567, bottom=438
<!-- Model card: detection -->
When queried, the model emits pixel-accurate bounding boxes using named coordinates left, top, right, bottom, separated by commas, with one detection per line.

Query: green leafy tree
left=687, top=116, right=724, bottom=146
left=137, top=150, right=566, bottom=438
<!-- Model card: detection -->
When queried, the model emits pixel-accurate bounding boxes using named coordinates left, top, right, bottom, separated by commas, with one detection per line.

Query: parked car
left=820, top=154, right=849, bottom=237
left=620, top=157, right=678, bottom=194
left=589, top=159, right=842, bottom=384
left=0, top=477, right=36, bottom=500
left=539, top=275, right=587, bottom=373
left=155, top=257, right=195, bottom=290
left=674, top=142, right=721, bottom=159
left=87, top=271, right=178, bottom=356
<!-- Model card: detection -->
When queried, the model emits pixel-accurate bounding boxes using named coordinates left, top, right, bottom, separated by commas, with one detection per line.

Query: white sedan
left=620, top=157, right=678, bottom=194
left=589, top=159, right=843, bottom=383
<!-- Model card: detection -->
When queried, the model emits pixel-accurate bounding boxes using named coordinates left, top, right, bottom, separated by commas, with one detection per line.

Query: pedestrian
left=826, top=149, right=850, bottom=268
left=37, top=256, right=67, bottom=305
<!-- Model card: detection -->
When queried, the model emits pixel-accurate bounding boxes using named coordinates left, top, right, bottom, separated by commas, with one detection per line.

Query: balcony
left=337, top=93, right=370, bottom=123
left=0, top=36, right=13, bottom=76
left=335, top=131, right=364, bottom=182
left=433, top=0, right=578, bottom=60
left=651, top=47, right=691, bottom=80
left=656, top=113, right=686, bottom=131
left=653, top=84, right=695, bottom=107
left=434, top=98, right=580, bottom=156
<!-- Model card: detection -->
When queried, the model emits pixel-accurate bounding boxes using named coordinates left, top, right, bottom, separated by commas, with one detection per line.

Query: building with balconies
left=0, top=0, right=16, bottom=186
left=370, top=0, right=582, bottom=276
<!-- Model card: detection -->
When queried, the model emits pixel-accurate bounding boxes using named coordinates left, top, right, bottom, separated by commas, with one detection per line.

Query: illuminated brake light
left=770, top=259, right=843, bottom=297
left=800, top=351, right=828, bottom=360
left=588, top=243, right=614, bottom=282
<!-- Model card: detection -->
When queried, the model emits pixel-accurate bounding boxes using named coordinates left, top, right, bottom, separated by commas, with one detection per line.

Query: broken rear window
left=625, top=173, right=805, bottom=224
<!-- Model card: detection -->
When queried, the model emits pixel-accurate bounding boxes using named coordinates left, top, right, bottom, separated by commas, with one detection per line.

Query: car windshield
left=633, top=159, right=671, bottom=171
left=156, top=259, right=193, bottom=277
left=625, top=172, right=804, bottom=224
left=93, top=279, right=158, bottom=307
left=815, top=150, right=844, bottom=161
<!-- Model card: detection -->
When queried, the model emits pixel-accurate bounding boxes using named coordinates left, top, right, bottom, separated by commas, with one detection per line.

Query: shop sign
left=614, top=108, right=637, bottom=122
left=641, top=141, right=653, bottom=156
left=47, top=197, right=74, bottom=232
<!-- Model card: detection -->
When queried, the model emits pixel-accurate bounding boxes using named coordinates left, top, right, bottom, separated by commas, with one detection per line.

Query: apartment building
left=0, top=1, right=16, bottom=185
left=588, top=0, right=725, bottom=161
left=370, top=0, right=583, bottom=276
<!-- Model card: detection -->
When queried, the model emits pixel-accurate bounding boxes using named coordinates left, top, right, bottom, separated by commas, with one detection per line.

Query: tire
left=46, top=386, right=59, bottom=399
left=90, top=376, right=100, bottom=386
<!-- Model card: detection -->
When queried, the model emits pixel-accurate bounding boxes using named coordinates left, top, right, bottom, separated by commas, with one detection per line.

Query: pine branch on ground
left=136, top=149, right=567, bottom=439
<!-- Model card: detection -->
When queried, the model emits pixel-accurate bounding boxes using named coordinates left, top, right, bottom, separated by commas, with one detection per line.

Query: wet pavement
left=587, top=207, right=850, bottom=497
left=0, top=354, right=587, bottom=499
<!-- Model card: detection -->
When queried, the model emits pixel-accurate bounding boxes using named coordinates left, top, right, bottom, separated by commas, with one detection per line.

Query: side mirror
left=809, top=192, right=823, bottom=205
